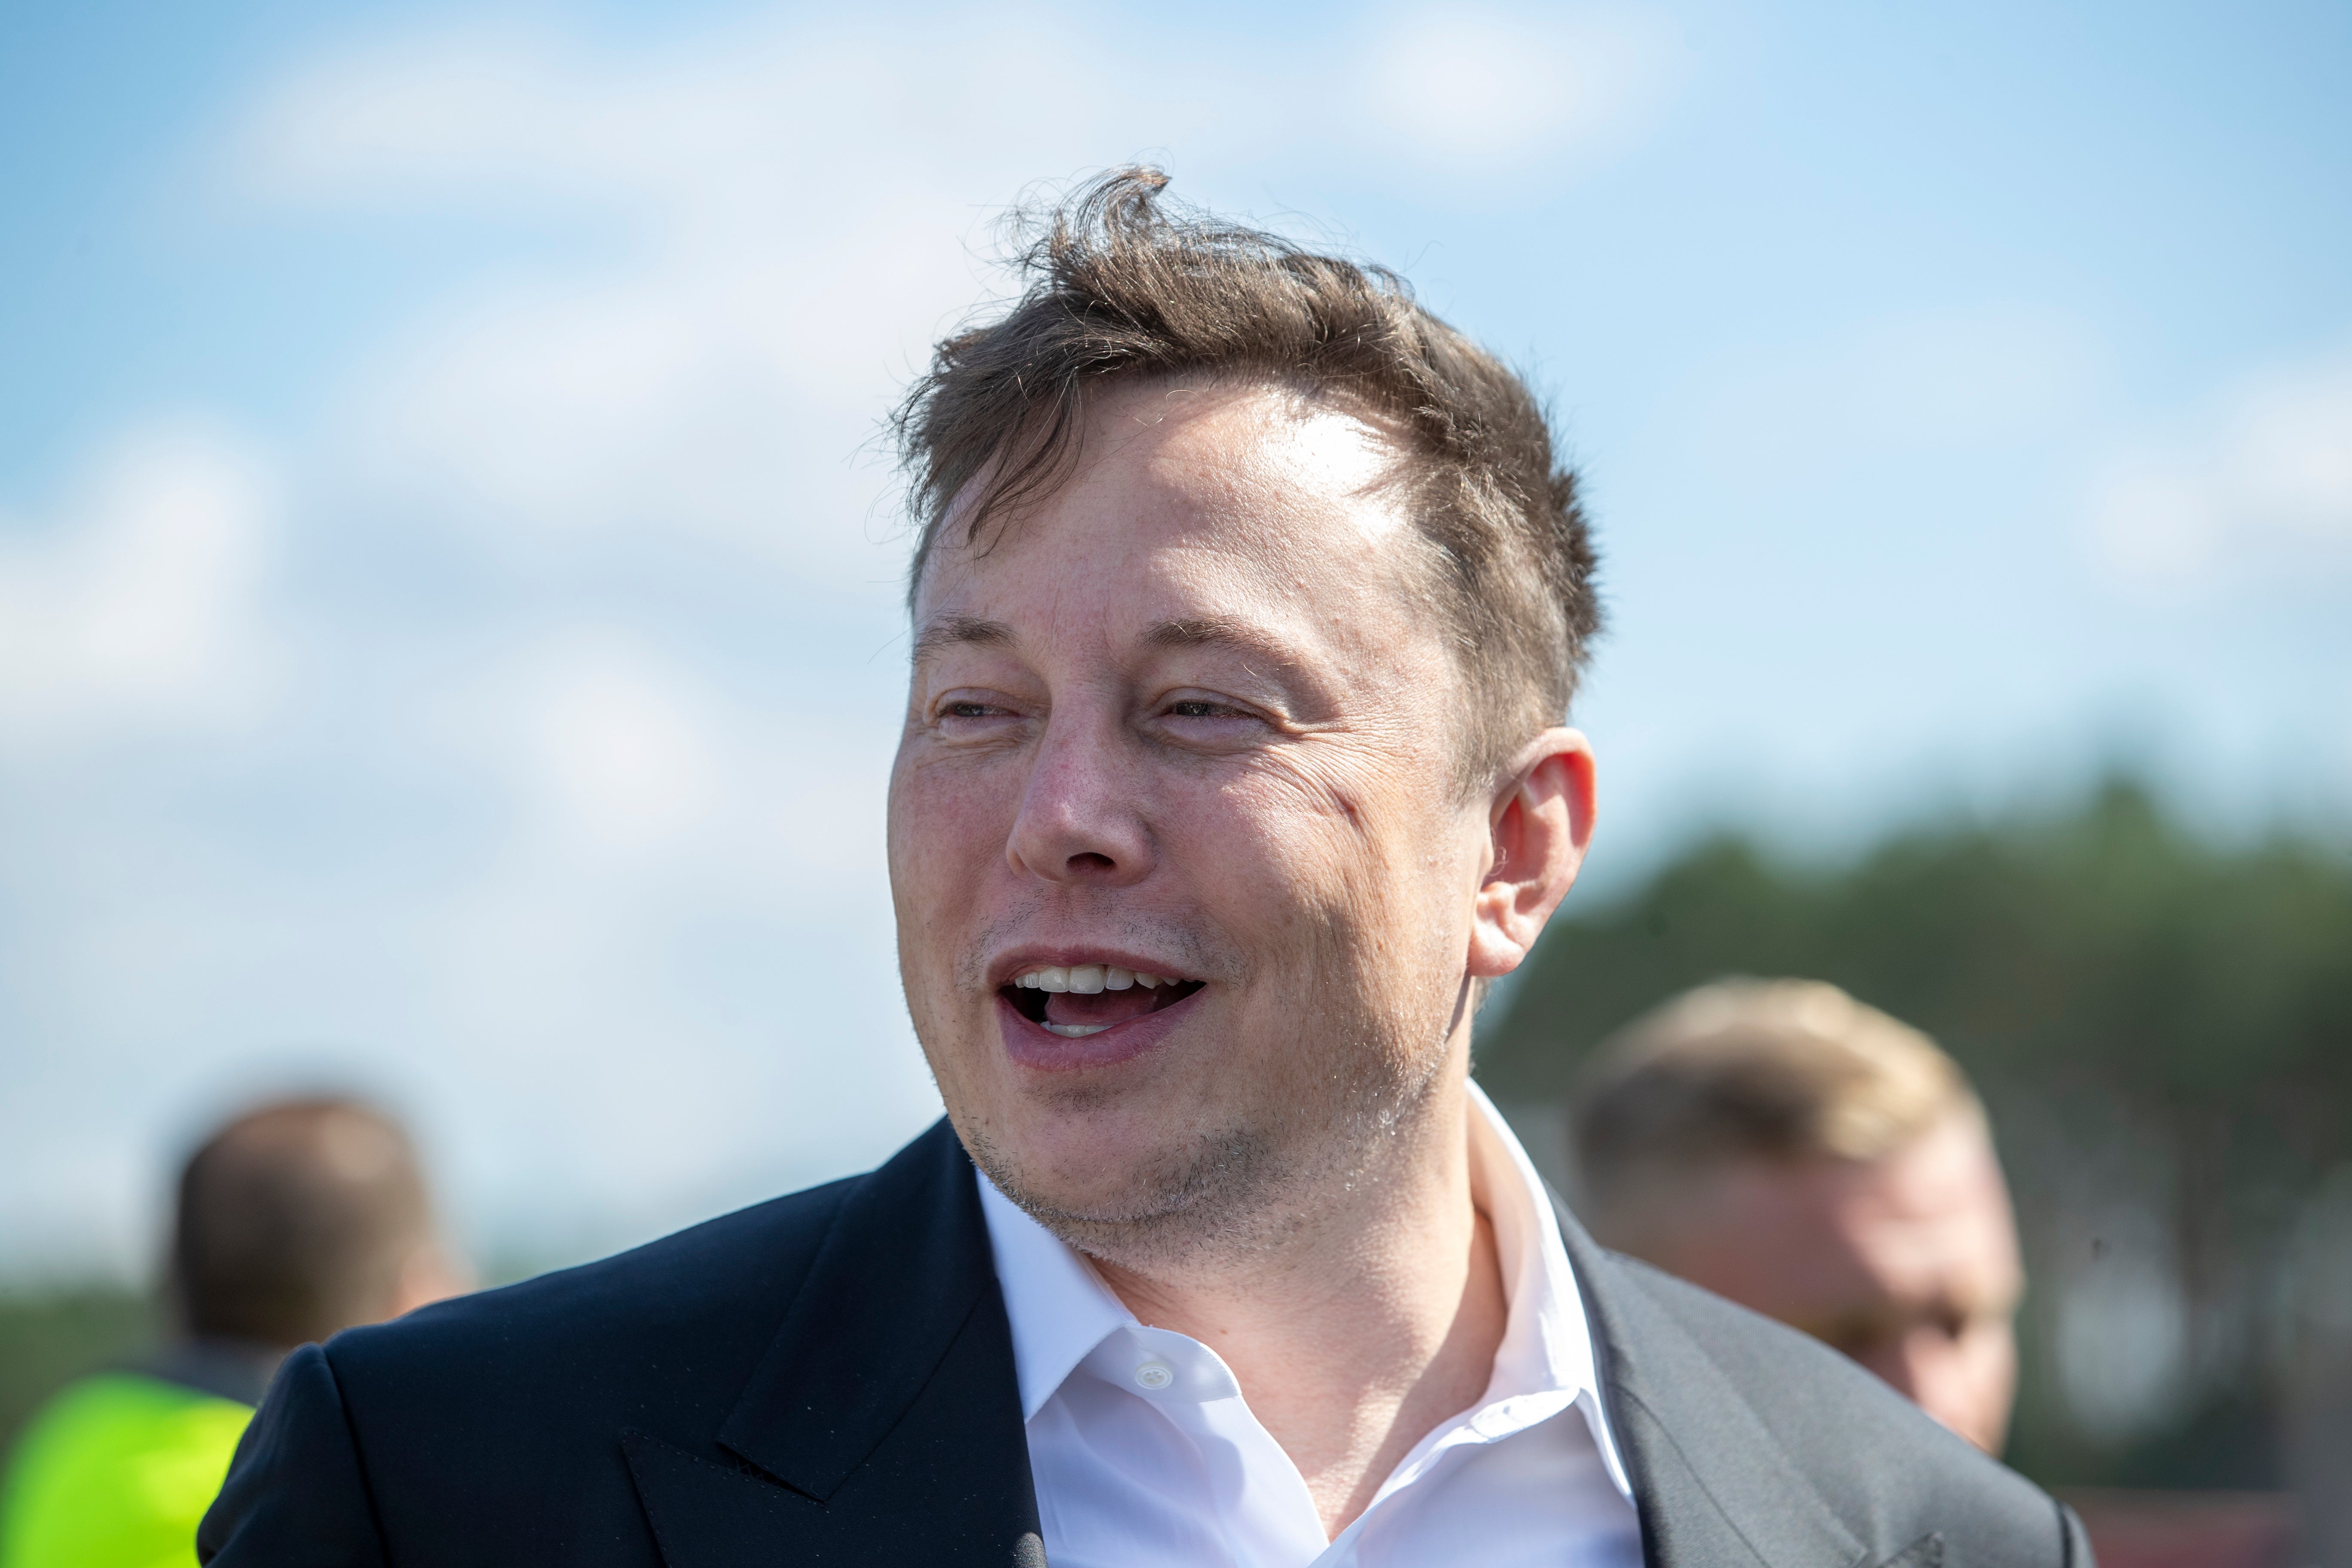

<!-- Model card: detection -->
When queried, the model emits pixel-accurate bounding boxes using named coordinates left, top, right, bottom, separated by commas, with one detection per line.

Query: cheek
left=890, top=755, right=1018, bottom=890
left=1961, top=1317, right=2018, bottom=1386
left=888, top=775, right=1008, bottom=1020
left=1182, top=767, right=1378, bottom=915
left=1185, top=761, right=1469, bottom=974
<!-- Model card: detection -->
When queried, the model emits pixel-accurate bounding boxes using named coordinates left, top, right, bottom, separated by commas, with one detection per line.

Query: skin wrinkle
left=888, top=378, right=1596, bottom=1533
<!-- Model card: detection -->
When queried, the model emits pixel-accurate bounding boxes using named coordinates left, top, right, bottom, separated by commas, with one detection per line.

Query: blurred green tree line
left=0, top=1292, right=154, bottom=1454
left=1476, top=778, right=2352, bottom=1491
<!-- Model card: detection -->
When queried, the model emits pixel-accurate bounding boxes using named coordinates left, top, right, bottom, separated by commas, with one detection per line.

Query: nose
left=1872, top=1323, right=2001, bottom=1452
left=1899, top=1320, right=2015, bottom=1454
left=1004, top=707, right=1154, bottom=887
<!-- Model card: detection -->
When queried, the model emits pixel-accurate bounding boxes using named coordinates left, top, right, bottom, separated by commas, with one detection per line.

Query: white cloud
left=233, top=22, right=1092, bottom=564
left=2089, top=341, right=2352, bottom=590
left=423, top=620, right=896, bottom=871
left=1360, top=5, right=1675, bottom=172
left=223, top=7, right=1678, bottom=564
left=509, top=630, right=727, bottom=854
left=2232, top=358, right=2352, bottom=536
left=0, top=425, right=281, bottom=753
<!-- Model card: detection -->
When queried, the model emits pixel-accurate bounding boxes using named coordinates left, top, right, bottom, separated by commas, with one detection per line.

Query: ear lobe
left=1467, top=730, right=1596, bottom=980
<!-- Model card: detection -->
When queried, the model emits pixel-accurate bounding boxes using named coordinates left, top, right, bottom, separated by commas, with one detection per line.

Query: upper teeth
left=1014, top=965, right=1173, bottom=993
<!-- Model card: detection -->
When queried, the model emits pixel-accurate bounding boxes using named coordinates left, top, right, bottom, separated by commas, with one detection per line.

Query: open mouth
left=999, top=965, right=1206, bottom=1038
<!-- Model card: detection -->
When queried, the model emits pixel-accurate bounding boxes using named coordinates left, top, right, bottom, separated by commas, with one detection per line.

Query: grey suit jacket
left=201, top=1118, right=2090, bottom=1566
left=1557, top=1185, right=2091, bottom=1566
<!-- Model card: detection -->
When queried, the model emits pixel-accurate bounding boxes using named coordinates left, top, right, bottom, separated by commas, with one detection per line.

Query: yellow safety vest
left=0, top=1372, right=253, bottom=1568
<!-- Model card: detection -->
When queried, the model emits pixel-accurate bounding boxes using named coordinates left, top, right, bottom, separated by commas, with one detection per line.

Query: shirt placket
left=1087, top=1325, right=1331, bottom=1568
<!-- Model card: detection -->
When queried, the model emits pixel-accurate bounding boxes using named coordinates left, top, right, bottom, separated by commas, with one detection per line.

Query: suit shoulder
left=327, top=1173, right=861, bottom=1394
left=1609, top=1253, right=2078, bottom=1565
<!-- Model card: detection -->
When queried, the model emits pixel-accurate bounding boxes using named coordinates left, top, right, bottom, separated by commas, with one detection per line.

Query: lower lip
left=996, top=987, right=1202, bottom=1072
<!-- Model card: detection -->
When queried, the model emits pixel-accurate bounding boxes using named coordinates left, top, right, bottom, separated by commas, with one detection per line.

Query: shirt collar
left=1462, top=1078, right=1631, bottom=1497
left=974, top=1079, right=1631, bottom=1496
left=976, top=1166, right=1134, bottom=1422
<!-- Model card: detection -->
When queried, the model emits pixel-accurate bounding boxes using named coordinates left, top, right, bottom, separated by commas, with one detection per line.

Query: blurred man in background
left=0, top=1098, right=464, bottom=1568
left=1571, top=977, right=2025, bottom=1454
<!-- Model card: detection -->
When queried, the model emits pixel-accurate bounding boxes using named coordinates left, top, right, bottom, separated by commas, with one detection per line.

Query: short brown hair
left=1571, top=978, right=1981, bottom=1248
left=893, top=167, right=1601, bottom=788
left=170, top=1097, right=435, bottom=1348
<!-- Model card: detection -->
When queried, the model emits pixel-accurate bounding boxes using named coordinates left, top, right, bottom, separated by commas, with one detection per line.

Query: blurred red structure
left=2063, top=1491, right=2300, bottom=1568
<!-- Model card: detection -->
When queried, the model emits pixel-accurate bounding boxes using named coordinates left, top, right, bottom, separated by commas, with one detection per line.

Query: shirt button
left=1133, top=1361, right=1174, bottom=1390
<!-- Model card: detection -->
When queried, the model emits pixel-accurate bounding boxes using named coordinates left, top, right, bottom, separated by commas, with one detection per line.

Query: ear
left=1467, top=728, right=1596, bottom=980
left=385, top=1242, right=473, bottom=1321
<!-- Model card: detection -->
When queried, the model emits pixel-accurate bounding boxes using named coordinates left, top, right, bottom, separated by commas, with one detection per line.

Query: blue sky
left=3, top=0, right=2347, bottom=1279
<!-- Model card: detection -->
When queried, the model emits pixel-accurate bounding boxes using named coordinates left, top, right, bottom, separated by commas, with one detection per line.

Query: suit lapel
left=1556, top=1192, right=1869, bottom=1568
left=626, top=1120, right=1042, bottom=1567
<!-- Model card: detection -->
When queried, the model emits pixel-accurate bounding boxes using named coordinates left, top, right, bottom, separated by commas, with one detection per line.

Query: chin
left=989, top=1097, right=1178, bottom=1195
left=968, top=1092, right=1272, bottom=1235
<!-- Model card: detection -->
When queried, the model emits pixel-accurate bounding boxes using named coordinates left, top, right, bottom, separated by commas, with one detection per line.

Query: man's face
left=1650, top=1111, right=2025, bottom=1452
left=888, top=381, right=1523, bottom=1265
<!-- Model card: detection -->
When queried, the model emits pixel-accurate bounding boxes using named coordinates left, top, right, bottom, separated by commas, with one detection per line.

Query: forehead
left=1728, top=1116, right=2020, bottom=1306
left=911, top=381, right=1427, bottom=647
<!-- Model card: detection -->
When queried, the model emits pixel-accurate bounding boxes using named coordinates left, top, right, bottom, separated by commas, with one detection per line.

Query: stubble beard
left=965, top=966, right=1466, bottom=1285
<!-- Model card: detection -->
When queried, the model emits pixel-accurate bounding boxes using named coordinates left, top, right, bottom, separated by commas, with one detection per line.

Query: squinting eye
left=1166, top=700, right=1242, bottom=719
left=945, top=701, right=998, bottom=719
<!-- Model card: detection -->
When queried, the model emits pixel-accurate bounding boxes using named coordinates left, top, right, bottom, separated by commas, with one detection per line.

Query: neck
left=1087, top=1050, right=1508, bottom=1539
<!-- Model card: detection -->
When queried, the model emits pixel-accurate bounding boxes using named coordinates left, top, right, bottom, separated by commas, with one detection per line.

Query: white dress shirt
left=977, top=1082, right=1645, bottom=1568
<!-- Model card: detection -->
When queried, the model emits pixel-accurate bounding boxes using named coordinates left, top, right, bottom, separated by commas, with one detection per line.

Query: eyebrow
left=1142, top=616, right=1306, bottom=672
left=910, top=612, right=1317, bottom=697
left=910, top=615, right=1015, bottom=665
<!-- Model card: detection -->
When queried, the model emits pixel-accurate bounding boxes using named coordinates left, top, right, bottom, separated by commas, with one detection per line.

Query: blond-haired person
left=1573, top=978, right=2025, bottom=1453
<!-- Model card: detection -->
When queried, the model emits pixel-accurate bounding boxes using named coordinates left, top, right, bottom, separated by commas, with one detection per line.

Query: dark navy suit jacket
left=199, top=1118, right=2092, bottom=1567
